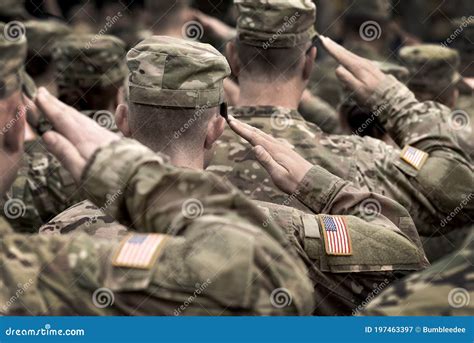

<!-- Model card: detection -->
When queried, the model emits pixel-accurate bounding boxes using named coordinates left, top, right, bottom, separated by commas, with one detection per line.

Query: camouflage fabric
left=343, top=0, right=391, bottom=20
left=308, top=59, right=343, bottom=108
left=298, top=94, right=342, bottom=134
left=210, top=77, right=474, bottom=259
left=38, top=170, right=428, bottom=316
left=52, top=34, right=127, bottom=89
left=235, top=0, right=317, bottom=48
left=454, top=93, right=474, bottom=160
left=0, top=139, right=313, bottom=315
left=398, top=44, right=461, bottom=94
left=127, top=36, right=230, bottom=108
left=1, top=138, right=83, bottom=233
left=0, top=21, right=27, bottom=99
left=39, top=200, right=128, bottom=240
left=361, top=231, right=474, bottom=316
left=24, top=20, right=71, bottom=58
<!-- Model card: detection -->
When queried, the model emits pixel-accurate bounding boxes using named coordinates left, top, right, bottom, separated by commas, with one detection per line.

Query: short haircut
left=235, top=39, right=310, bottom=81
left=127, top=101, right=218, bottom=155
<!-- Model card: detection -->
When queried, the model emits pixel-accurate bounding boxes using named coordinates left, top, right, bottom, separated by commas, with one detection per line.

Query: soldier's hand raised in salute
left=227, top=116, right=313, bottom=195
left=35, top=87, right=119, bottom=182
left=319, top=36, right=387, bottom=104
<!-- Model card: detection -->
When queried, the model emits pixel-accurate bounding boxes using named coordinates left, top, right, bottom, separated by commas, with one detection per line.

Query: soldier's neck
left=237, top=80, right=302, bottom=110
left=169, top=152, right=204, bottom=170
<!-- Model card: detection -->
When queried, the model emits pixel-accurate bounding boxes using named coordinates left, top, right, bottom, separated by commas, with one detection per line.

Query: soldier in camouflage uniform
left=361, top=231, right=473, bottom=316
left=210, top=2, right=473, bottom=261
left=0, top=35, right=314, bottom=315
left=51, top=34, right=127, bottom=131
left=41, top=35, right=429, bottom=316
left=398, top=44, right=473, bottom=261
left=0, top=22, right=81, bottom=233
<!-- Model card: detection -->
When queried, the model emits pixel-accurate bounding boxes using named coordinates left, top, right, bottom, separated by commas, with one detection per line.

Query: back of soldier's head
left=24, top=19, right=71, bottom=77
left=52, top=34, right=127, bottom=111
left=125, top=35, right=230, bottom=153
left=398, top=44, right=461, bottom=106
left=233, top=0, right=317, bottom=81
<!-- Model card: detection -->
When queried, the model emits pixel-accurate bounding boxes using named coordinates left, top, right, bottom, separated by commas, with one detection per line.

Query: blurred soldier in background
left=52, top=34, right=127, bottom=130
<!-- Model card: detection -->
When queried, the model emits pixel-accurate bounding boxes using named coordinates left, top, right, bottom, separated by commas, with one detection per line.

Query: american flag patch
left=112, top=234, right=168, bottom=269
left=400, top=145, right=428, bottom=170
left=319, top=215, right=352, bottom=256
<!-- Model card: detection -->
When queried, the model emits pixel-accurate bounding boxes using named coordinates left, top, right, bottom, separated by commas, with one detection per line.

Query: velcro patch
left=112, top=233, right=168, bottom=269
left=319, top=215, right=352, bottom=256
left=400, top=145, right=428, bottom=170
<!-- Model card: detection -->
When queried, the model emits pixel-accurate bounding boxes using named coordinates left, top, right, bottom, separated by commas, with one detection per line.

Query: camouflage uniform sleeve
left=298, top=94, right=342, bottom=134
left=366, top=76, right=474, bottom=230
left=295, top=165, right=428, bottom=253
left=1, top=139, right=314, bottom=315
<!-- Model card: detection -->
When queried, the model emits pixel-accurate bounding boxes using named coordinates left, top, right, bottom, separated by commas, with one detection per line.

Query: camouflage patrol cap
left=24, top=20, right=71, bottom=58
left=235, top=0, right=317, bottom=48
left=52, top=34, right=127, bottom=88
left=0, top=21, right=27, bottom=98
left=344, top=0, right=391, bottom=20
left=127, top=35, right=231, bottom=108
left=399, top=44, right=461, bottom=93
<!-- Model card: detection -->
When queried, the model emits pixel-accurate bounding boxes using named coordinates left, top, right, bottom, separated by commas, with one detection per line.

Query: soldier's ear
left=204, top=110, right=225, bottom=150
left=115, top=104, right=131, bottom=137
left=226, top=40, right=240, bottom=77
left=303, top=46, right=317, bottom=81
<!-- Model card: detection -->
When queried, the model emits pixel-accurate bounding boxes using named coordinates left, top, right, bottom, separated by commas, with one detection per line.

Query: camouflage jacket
left=0, top=138, right=83, bottom=233
left=454, top=93, right=474, bottom=161
left=1, top=139, right=313, bottom=316
left=39, top=165, right=429, bottom=316
left=298, top=94, right=342, bottom=134
left=209, top=77, right=474, bottom=239
left=361, top=230, right=474, bottom=316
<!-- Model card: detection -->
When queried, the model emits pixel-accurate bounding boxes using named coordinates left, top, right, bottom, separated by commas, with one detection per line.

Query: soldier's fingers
left=253, top=145, right=288, bottom=180
left=320, top=36, right=368, bottom=78
left=35, top=88, right=80, bottom=134
left=229, top=116, right=277, bottom=149
left=42, top=131, right=86, bottom=182
left=335, top=66, right=364, bottom=90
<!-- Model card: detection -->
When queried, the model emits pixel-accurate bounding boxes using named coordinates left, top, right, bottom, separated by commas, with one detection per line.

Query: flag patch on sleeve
left=112, top=233, right=168, bottom=269
left=400, top=145, right=428, bottom=170
left=319, top=215, right=352, bottom=256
